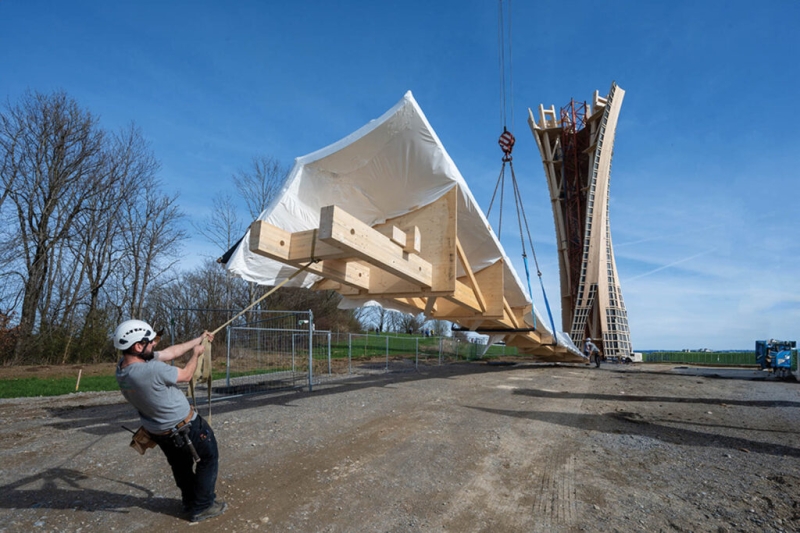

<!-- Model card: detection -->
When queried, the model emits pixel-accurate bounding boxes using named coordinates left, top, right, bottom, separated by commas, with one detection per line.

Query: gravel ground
left=0, top=362, right=799, bottom=532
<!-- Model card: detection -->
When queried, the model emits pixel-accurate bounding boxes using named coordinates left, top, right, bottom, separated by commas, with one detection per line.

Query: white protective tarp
left=225, top=91, right=575, bottom=350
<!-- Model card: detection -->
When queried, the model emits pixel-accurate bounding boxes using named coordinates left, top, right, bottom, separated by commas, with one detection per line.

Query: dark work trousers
left=152, top=414, right=219, bottom=515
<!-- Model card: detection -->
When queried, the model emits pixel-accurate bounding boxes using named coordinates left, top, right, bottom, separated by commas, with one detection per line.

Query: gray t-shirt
left=116, top=355, right=192, bottom=433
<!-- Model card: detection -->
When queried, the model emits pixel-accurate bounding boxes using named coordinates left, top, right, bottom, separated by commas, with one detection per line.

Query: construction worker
left=584, top=337, right=602, bottom=368
left=114, top=319, right=226, bottom=523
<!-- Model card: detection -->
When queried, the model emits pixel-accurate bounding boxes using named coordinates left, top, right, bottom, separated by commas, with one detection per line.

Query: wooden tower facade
left=527, top=83, right=632, bottom=357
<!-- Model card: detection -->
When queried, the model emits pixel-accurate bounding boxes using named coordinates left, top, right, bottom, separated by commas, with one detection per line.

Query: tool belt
left=172, top=407, right=196, bottom=432
left=151, top=407, right=196, bottom=436
left=130, top=407, right=194, bottom=447
left=159, top=407, right=201, bottom=463
left=130, top=426, right=157, bottom=455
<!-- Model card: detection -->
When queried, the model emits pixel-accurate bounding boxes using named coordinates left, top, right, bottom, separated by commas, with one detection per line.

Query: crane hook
left=498, top=127, right=515, bottom=162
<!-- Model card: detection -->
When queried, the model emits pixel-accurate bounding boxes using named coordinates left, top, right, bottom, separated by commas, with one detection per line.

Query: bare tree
left=0, top=90, right=106, bottom=361
left=229, top=155, right=289, bottom=306
left=116, top=186, right=186, bottom=319
left=193, top=193, right=244, bottom=254
left=233, top=155, right=289, bottom=220
left=67, top=124, right=160, bottom=359
left=393, top=312, right=425, bottom=334
left=263, top=286, right=358, bottom=332
left=356, top=305, right=394, bottom=333
left=427, top=319, right=451, bottom=336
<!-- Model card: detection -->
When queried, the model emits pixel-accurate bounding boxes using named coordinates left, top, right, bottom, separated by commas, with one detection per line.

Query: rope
left=487, top=147, right=559, bottom=344
left=212, top=231, right=319, bottom=336
left=486, top=163, right=505, bottom=236
left=190, top=237, right=320, bottom=422
left=508, top=160, right=536, bottom=329
left=510, top=163, right=559, bottom=342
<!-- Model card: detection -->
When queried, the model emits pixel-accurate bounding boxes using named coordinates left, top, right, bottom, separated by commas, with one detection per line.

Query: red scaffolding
left=559, top=99, right=589, bottom=320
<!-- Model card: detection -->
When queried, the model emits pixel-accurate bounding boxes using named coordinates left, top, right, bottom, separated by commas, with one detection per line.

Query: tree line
left=0, top=90, right=446, bottom=366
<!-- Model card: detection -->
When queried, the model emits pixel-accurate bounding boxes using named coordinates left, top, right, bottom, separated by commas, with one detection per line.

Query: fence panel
left=208, top=324, right=528, bottom=399
left=642, top=351, right=756, bottom=366
left=208, top=310, right=312, bottom=396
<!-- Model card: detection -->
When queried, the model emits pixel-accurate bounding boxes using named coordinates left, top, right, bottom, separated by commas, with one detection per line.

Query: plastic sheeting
left=225, top=91, right=578, bottom=353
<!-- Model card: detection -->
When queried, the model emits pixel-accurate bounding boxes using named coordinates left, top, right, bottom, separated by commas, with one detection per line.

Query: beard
left=141, top=346, right=156, bottom=361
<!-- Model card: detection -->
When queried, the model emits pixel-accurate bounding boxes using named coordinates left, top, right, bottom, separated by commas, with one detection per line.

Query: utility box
left=755, top=340, right=796, bottom=379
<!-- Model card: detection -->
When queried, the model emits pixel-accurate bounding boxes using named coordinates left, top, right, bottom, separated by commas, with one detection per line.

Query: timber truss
left=248, top=186, right=582, bottom=363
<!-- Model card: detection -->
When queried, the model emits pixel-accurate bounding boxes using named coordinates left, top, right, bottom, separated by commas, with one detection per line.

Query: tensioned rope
left=190, top=236, right=320, bottom=422
left=487, top=0, right=558, bottom=342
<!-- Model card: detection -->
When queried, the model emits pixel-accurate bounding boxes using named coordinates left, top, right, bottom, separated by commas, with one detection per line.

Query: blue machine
left=755, top=339, right=796, bottom=379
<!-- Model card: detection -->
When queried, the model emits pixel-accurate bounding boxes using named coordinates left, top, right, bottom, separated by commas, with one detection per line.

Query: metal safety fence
left=219, top=330, right=446, bottom=396
left=170, top=307, right=520, bottom=400
left=215, top=310, right=317, bottom=395
left=643, top=351, right=755, bottom=366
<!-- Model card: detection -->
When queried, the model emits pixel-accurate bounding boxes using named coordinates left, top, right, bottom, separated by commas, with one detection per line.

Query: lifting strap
left=189, top=252, right=319, bottom=423
left=486, top=130, right=559, bottom=344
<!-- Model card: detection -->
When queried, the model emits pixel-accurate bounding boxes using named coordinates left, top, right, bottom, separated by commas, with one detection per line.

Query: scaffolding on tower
left=559, top=99, right=589, bottom=317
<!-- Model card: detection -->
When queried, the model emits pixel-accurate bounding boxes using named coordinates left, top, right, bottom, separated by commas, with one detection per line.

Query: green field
left=641, top=350, right=799, bottom=369
left=2, top=344, right=781, bottom=399
left=0, top=375, right=120, bottom=399
left=332, top=334, right=517, bottom=360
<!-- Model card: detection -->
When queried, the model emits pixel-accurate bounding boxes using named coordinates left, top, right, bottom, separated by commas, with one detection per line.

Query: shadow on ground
left=0, top=466, right=183, bottom=517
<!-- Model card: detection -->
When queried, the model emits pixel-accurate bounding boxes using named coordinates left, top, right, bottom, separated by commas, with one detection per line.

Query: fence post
left=308, top=310, right=314, bottom=392
left=439, top=336, right=443, bottom=365
left=348, top=333, right=352, bottom=374
left=385, top=335, right=389, bottom=371
left=226, top=325, right=232, bottom=387
left=415, top=337, right=419, bottom=370
left=292, top=333, right=296, bottom=374
left=328, top=331, right=332, bottom=376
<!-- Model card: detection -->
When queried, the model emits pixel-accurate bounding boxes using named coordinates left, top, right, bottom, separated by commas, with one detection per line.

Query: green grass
left=0, top=335, right=521, bottom=398
left=644, top=350, right=797, bottom=370
left=328, top=335, right=518, bottom=360
left=644, top=351, right=754, bottom=365
left=0, top=367, right=297, bottom=399
left=0, top=375, right=120, bottom=399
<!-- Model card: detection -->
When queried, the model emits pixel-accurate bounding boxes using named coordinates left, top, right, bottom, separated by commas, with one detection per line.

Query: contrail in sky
left=615, top=223, right=724, bottom=248
left=627, top=249, right=716, bottom=281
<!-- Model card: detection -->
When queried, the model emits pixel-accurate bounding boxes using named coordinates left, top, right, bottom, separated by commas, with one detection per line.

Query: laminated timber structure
left=227, top=92, right=584, bottom=363
left=527, top=82, right=632, bottom=357
left=247, top=186, right=579, bottom=362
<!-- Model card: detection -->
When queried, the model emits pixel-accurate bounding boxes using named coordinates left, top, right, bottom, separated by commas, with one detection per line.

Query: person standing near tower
left=584, top=337, right=602, bottom=368
left=114, top=319, right=227, bottom=522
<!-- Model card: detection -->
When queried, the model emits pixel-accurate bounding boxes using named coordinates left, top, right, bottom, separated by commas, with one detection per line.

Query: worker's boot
left=191, top=500, right=227, bottom=523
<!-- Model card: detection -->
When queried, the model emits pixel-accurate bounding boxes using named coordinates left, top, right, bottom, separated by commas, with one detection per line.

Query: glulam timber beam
left=249, top=221, right=370, bottom=289
left=319, top=205, right=433, bottom=288
left=247, top=185, right=568, bottom=357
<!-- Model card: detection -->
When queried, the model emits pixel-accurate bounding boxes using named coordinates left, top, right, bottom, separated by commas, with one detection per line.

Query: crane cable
left=487, top=0, right=558, bottom=342
left=497, top=0, right=514, bottom=133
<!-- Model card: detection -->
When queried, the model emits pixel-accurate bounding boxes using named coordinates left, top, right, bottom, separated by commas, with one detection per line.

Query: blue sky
left=2, top=1, right=798, bottom=350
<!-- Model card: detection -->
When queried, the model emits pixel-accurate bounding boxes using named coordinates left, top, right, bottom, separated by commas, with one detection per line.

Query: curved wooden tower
left=527, top=82, right=632, bottom=357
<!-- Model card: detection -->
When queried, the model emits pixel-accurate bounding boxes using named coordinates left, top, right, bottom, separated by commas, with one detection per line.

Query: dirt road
left=1, top=362, right=798, bottom=532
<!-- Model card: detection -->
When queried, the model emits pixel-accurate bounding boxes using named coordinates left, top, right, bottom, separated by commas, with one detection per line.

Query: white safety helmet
left=114, top=319, right=155, bottom=350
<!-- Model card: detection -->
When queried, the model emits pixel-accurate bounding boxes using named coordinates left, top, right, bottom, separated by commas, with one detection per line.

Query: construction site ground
left=1, top=361, right=799, bottom=532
